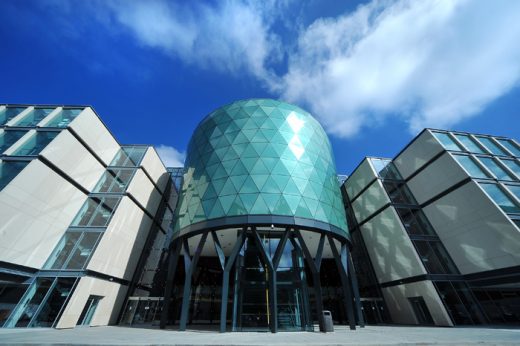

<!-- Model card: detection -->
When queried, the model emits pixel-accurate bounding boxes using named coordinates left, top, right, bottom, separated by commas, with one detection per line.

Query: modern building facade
left=0, top=105, right=173, bottom=328
left=1, top=102, right=519, bottom=332
left=344, top=129, right=520, bottom=326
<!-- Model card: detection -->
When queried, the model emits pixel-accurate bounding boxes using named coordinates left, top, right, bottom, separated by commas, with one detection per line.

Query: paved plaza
left=0, top=325, right=519, bottom=345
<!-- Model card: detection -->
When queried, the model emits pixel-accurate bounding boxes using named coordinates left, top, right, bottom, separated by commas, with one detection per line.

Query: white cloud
left=155, top=145, right=185, bottom=167
left=281, top=0, right=520, bottom=137
left=106, top=0, right=282, bottom=81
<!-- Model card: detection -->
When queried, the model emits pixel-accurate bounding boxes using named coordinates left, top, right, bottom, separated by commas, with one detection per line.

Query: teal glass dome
left=174, top=99, right=348, bottom=238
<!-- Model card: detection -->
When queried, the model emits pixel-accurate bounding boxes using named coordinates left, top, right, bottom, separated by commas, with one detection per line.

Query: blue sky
left=1, top=0, right=519, bottom=174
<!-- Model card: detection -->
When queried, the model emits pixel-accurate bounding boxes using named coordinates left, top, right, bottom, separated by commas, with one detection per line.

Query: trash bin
left=321, top=310, right=334, bottom=332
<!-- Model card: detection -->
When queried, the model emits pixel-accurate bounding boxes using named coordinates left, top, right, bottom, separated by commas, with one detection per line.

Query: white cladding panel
left=87, top=196, right=153, bottom=280
left=406, top=152, right=467, bottom=205
left=69, top=108, right=120, bottom=166
left=345, top=159, right=377, bottom=198
left=394, top=131, right=444, bottom=180
left=0, top=160, right=86, bottom=268
left=55, top=277, right=127, bottom=328
left=352, top=179, right=390, bottom=223
left=140, top=147, right=169, bottom=193
left=382, top=281, right=453, bottom=326
left=127, top=169, right=162, bottom=215
left=360, top=207, right=427, bottom=283
left=40, top=130, right=105, bottom=192
left=423, top=181, right=520, bottom=274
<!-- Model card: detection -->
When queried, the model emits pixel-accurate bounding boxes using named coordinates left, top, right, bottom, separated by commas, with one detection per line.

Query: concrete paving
left=0, top=325, right=519, bottom=345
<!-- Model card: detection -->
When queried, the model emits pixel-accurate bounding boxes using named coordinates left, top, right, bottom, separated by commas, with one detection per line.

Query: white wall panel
left=41, top=130, right=105, bottom=192
left=360, top=207, right=426, bottom=283
left=140, top=147, right=168, bottom=193
left=382, top=281, right=453, bottom=326
left=352, top=179, right=390, bottom=223
left=407, top=152, right=467, bottom=205
left=55, top=277, right=127, bottom=328
left=394, top=131, right=443, bottom=180
left=127, top=169, right=162, bottom=215
left=423, top=181, right=520, bottom=274
left=68, top=108, right=120, bottom=166
left=87, top=196, right=153, bottom=280
left=0, top=160, right=86, bottom=268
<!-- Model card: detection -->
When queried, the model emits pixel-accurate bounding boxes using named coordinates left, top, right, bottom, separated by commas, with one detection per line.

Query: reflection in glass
left=94, top=169, right=134, bottom=193
left=476, top=137, right=507, bottom=156
left=30, top=278, right=76, bottom=327
left=383, top=181, right=416, bottom=204
left=44, top=232, right=82, bottom=269
left=505, top=184, right=520, bottom=202
left=396, top=208, right=435, bottom=235
left=480, top=183, right=520, bottom=213
left=454, top=134, right=485, bottom=153
left=66, top=233, right=102, bottom=269
left=477, top=157, right=515, bottom=181
left=14, top=108, right=55, bottom=127
left=0, top=160, right=29, bottom=191
left=110, top=146, right=147, bottom=167
left=453, top=155, right=490, bottom=179
left=0, top=107, right=26, bottom=125
left=432, top=132, right=462, bottom=151
left=500, top=159, right=520, bottom=178
left=496, top=139, right=520, bottom=157
left=0, top=130, right=27, bottom=153
left=370, top=158, right=402, bottom=180
left=45, top=108, right=83, bottom=128
left=6, top=278, right=54, bottom=327
left=0, top=282, right=29, bottom=327
left=72, top=197, right=120, bottom=227
left=12, top=131, right=59, bottom=156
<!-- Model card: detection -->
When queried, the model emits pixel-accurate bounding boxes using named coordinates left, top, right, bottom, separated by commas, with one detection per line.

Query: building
left=1, top=101, right=519, bottom=331
left=343, top=129, right=520, bottom=326
left=0, top=105, right=173, bottom=328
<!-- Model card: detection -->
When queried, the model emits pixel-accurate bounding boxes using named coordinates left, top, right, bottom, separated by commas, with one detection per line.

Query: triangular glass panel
left=283, top=179, right=300, bottom=196
left=229, top=195, right=247, bottom=215
left=271, top=174, right=290, bottom=191
left=211, top=178, right=227, bottom=195
left=260, top=157, right=278, bottom=170
left=270, top=131, right=287, bottom=145
left=252, top=130, right=268, bottom=143
left=262, top=193, right=280, bottom=213
left=193, top=204, right=206, bottom=223
left=271, top=160, right=290, bottom=176
left=232, top=142, right=248, bottom=156
left=240, top=157, right=258, bottom=172
left=260, top=128, right=278, bottom=142
left=262, top=176, right=281, bottom=193
left=220, top=178, right=237, bottom=196
left=242, top=129, right=258, bottom=141
left=203, top=184, right=218, bottom=200
left=205, top=163, right=220, bottom=177
left=230, top=160, right=248, bottom=176
left=242, top=105, right=259, bottom=115
left=259, top=105, right=275, bottom=116
left=295, top=198, right=313, bottom=219
left=303, top=197, right=319, bottom=215
left=251, top=142, right=268, bottom=155
left=209, top=199, right=225, bottom=219
left=252, top=106, right=269, bottom=118
left=273, top=196, right=292, bottom=215
left=293, top=177, right=308, bottom=194
left=284, top=195, right=301, bottom=214
left=242, top=145, right=259, bottom=158
left=250, top=195, right=269, bottom=214
left=240, top=193, right=258, bottom=212
left=219, top=194, right=236, bottom=215
left=243, top=118, right=258, bottom=130
left=251, top=174, right=269, bottom=190
left=202, top=198, right=217, bottom=215
left=213, top=164, right=228, bottom=179
left=223, top=146, right=239, bottom=162
left=214, top=146, right=229, bottom=161
left=239, top=176, right=259, bottom=194
left=230, top=174, right=247, bottom=191
left=251, top=159, right=270, bottom=175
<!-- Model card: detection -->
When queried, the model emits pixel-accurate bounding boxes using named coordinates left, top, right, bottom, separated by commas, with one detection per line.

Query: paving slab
left=0, top=325, right=519, bottom=345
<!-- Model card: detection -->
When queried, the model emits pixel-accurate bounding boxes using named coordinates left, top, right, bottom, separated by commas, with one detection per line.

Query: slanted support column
left=345, top=249, right=364, bottom=327
left=179, top=232, right=208, bottom=331
left=295, top=229, right=326, bottom=332
left=328, top=235, right=356, bottom=330
left=219, top=229, right=246, bottom=333
left=160, top=240, right=182, bottom=329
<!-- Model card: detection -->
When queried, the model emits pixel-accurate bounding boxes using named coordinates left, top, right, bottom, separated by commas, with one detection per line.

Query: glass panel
left=110, top=147, right=147, bottom=167
left=453, top=134, right=485, bottom=153
left=30, top=278, right=76, bottom=327
left=432, top=132, right=462, bottom=151
left=72, top=197, right=120, bottom=227
left=476, top=136, right=507, bottom=156
left=44, top=232, right=82, bottom=269
left=395, top=208, right=435, bottom=235
left=414, top=241, right=448, bottom=274
left=505, top=185, right=520, bottom=202
left=496, top=139, right=520, bottom=157
left=0, top=160, right=29, bottom=191
left=0, top=281, right=29, bottom=327
left=453, top=155, right=490, bottom=179
left=370, top=158, right=401, bottom=179
left=65, top=232, right=101, bottom=269
left=8, top=278, right=54, bottom=327
left=12, top=131, right=59, bottom=156
left=0, top=130, right=27, bottom=153
left=93, top=169, right=134, bottom=193
left=78, top=296, right=101, bottom=326
left=478, top=157, right=515, bottom=181
left=14, top=108, right=55, bottom=127
left=45, top=108, right=83, bottom=128
left=0, top=107, right=26, bottom=125
left=434, top=282, right=474, bottom=325
left=501, top=159, right=520, bottom=177
left=382, top=181, right=416, bottom=204
left=480, top=183, right=520, bottom=213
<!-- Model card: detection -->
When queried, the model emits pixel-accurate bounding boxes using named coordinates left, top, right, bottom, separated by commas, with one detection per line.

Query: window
left=12, top=131, right=59, bottom=156
left=475, top=136, right=507, bottom=156
left=45, top=231, right=103, bottom=270
left=93, top=169, right=134, bottom=193
left=432, top=132, right=462, bottom=151
left=453, top=134, right=485, bottom=153
left=0, top=107, right=26, bottom=125
left=370, top=158, right=401, bottom=180
left=110, top=146, right=147, bottom=167
left=500, top=159, right=520, bottom=178
left=383, top=181, right=416, bottom=204
left=45, top=108, right=83, bottom=128
left=453, top=154, right=490, bottom=179
left=414, top=240, right=458, bottom=274
left=505, top=184, right=520, bottom=202
left=71, top=197, right=120, bottom=227
left=0, top=281, right=29, bottom=327
left=496, top=139, right=520, bottom=157
left=477, top=157, right=515, bottom=181
left=479, top=183, right=520, bottom=213
left=0, top=130, right=27, bottom=153
left=14, top=108, right=55, bottom=127
left=396, top=207, right=435, bottom=235
left=0, top=160, right=29, bottom=191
